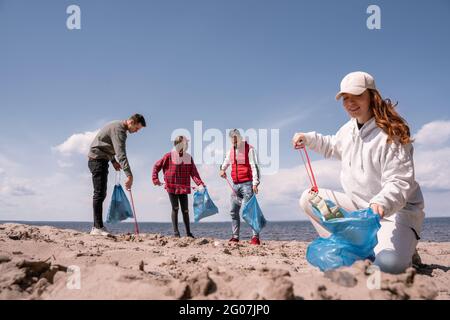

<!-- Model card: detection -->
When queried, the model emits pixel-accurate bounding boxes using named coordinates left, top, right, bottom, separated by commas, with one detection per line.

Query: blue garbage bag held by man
left=106, top=174, right=134, bottom=224
left=242, top=194, right=267, bottom=235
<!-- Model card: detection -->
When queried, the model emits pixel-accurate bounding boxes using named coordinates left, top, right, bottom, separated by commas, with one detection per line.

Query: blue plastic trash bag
left=193, top=187, right=219, bottom=222
left=106, top=184, right=134, bottom=224
left=306, top=200, right=381, bottom=271
left=242, top=195, right=267, bottom=234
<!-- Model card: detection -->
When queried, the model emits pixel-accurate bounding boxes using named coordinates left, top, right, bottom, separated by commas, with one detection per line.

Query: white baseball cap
left=335, top=71, right=378, bottom=100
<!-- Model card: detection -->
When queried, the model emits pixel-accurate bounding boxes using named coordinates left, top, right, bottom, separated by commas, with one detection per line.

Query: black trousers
left=88, top=159, right=109, bottom=228
left=168, top=193, right=191, bottom=235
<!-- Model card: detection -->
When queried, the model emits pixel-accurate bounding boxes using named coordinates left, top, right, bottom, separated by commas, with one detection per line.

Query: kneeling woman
left=293, top=71, right=424, bottom=274
left=153, top=136, right=205, bottom=238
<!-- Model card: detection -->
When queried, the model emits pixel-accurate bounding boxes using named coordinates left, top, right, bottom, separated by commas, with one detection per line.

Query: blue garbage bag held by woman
left=297, top=146, right=381, bottom=271
left=306, top=197, right=381, bottom=271
left=193, top=187, right=219, bottom=222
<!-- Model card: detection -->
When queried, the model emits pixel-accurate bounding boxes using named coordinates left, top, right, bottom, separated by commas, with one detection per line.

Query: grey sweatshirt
left=88, top=121, right=132, bottom=177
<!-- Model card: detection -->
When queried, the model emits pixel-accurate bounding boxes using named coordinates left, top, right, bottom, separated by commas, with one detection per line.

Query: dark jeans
left=168, top=193, right=191, bottom=235
left=88, top=159, right=109, bottom=228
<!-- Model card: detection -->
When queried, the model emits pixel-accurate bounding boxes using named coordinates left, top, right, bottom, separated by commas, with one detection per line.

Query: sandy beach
left=0, top=223, right=448, bottom=300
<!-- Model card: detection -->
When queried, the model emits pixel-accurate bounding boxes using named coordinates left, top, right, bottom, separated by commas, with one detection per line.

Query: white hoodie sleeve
left=369, top=143, right=415, bottom=217
left=303, top=126, right=345, bottom=160
left=220, top=150, right=231, bottom=171
left=248, top=148, right=260, bottom=186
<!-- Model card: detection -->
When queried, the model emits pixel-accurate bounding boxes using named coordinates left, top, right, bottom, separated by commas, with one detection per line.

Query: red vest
left=230, top=142, right=253, bottom=184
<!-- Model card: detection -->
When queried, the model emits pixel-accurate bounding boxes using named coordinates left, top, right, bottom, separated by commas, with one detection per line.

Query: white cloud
left=412, top=120, right=450, bottom=192
left=0, top=155, right=18, bottom=170
left=56, top=159, right=74, bottom=168
left=414, top=147, right=450, bottom=191
left=0, top=166, right=93, bottom=221
left=414, top=120, right=450, bottom=147
left=53, top=130, right=99, bottom=156
left=0, top=173, right=36, bottom=197
left=6, top=184, right=36, bottom=197
left=0, top=157, right=36, bottom=198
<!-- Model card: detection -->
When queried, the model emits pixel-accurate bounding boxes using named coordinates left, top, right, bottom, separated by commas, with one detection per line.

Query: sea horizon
left=2, top=217, right=449, bottom=242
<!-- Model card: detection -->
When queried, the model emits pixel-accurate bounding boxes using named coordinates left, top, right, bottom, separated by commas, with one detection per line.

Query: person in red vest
left=153, top=136, right=205, bottom=238
left=220, top=129, right=261, bottom=245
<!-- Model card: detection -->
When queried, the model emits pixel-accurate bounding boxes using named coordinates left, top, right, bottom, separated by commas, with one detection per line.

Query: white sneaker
left=90, top=227, right=111, bottom=236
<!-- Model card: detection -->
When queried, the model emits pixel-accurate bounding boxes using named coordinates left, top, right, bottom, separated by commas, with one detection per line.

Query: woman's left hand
left=370, top=203, right=385, bottom=218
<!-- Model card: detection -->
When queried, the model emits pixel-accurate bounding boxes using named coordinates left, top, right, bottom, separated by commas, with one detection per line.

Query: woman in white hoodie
left=292, top=71, right=424, bottom=274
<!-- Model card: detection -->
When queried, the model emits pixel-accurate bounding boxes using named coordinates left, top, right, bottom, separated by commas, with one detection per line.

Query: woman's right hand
left=292, top=132, right=306, bottom=149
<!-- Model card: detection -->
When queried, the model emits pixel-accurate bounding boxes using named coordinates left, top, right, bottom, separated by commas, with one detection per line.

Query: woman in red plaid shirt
left=152, top=136, right=205, bottom=238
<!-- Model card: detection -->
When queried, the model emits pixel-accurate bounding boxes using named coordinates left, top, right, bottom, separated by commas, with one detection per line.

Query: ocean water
left=2, top=218, right=450, bottom=242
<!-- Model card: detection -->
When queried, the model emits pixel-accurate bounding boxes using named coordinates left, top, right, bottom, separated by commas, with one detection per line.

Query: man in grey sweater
left=88, top=114, right=147, bottom=236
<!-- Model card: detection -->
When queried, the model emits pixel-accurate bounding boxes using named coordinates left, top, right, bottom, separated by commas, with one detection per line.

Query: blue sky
left=0, top=0, right=449, bottom=222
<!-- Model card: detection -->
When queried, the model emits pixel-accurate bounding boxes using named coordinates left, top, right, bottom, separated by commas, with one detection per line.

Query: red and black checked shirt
left=152, top=151, right=204, bottom=194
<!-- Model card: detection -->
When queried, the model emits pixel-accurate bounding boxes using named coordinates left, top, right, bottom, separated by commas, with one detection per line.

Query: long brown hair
left=369, top=89, right=412, bottom=145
